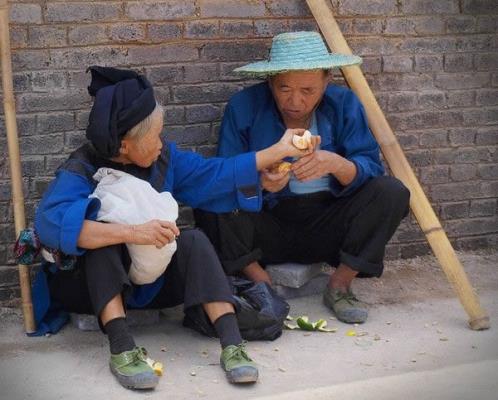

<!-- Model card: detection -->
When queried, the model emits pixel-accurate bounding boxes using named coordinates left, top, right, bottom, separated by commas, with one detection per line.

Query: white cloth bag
left=89, top=167, right=178, bottom=284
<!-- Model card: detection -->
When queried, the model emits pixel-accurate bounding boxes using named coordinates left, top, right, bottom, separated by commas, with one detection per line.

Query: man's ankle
left=242, top=262, right=272, bottom=285
left=328, top=264, right=357, bottom=290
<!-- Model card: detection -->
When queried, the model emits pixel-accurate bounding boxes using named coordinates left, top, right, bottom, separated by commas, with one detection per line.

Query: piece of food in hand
left=270, top=161, right=292, bottom=174
left=292, top=130, right=312, bottom=150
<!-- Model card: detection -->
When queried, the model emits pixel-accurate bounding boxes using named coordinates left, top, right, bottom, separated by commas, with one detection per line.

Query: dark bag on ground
left=183, top=277, right=290, bottom=341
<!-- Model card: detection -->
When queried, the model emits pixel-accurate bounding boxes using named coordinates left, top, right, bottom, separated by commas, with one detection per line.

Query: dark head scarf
left=85, top=66, right=157, bottom=158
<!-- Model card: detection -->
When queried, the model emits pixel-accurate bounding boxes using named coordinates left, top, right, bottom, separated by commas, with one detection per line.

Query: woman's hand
left=255, top=129, right=320, bottom=171
left=277, top=129, right=321, bottom=159
left=261, top=167, right=291, bottom=192
left=129, top=220, right=180, bottom=249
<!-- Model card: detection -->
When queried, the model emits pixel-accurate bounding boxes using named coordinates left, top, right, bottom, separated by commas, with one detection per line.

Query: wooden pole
left=0, top=0, right=36, bottom=333
left=306, top=0, right=490, bottom=330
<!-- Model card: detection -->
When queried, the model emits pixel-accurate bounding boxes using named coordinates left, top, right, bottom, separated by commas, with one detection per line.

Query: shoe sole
left=225, top=366, right=259, bottom=384
left=110, top=365, right=159, bottom=390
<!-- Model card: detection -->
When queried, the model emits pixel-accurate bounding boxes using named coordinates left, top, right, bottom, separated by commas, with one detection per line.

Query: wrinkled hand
left=278, top=129, right=321, bottom=158
left=129, top=220, right=180, bottom=248
left=261, top=167, right=291, bottom=193
left=292, top=150, right=339, bottom=181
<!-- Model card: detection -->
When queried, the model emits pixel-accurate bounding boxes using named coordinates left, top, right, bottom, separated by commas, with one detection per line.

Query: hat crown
left=269, top=31, right=330, bottom=64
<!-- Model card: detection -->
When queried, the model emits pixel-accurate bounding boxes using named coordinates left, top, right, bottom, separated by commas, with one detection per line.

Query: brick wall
left=0, top=0, right=497, bottom=306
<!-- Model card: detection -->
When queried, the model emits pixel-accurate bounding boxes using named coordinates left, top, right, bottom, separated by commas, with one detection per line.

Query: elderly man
left=196, top=31, right=410, bottom=325
left=33, top=66, right=314, bottom=390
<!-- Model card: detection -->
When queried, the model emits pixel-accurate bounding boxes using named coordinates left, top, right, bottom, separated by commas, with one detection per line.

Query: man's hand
left=261, top=167, right=291, bottom=192
left=292, top=150, right=340, bottom=181
left=129, top=220, right=180, bottom=248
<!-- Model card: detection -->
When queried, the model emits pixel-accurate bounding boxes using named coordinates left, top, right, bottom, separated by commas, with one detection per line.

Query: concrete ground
left=1, top=249, right=497, bottom=400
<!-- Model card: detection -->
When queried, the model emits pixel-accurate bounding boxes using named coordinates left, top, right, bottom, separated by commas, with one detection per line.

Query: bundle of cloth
left=90, top=167, right=178, bottom=284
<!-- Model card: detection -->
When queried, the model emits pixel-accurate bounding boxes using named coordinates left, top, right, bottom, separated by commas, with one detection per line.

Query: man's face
left=121, top=113, right=164, bottom=168
left=269, top=70, right=328, bottom=125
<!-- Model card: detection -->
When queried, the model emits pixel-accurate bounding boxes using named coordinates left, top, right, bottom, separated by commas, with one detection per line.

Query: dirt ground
left=0, top=249, right=497, bottom=400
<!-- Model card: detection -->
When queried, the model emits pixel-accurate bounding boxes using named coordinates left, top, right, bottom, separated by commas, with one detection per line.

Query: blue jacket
left=35, top=141, right=261, bottom=256
left=218, top=82, right=384, bottom=205
left=30, top=140, right=262, bottom=335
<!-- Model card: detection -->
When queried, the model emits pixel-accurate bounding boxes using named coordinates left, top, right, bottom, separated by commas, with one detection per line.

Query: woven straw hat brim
left=233, top=54, right=362, bottom=77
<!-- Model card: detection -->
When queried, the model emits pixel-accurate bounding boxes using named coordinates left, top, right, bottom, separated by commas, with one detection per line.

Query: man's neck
left=283, top=114, right=312, bottom=129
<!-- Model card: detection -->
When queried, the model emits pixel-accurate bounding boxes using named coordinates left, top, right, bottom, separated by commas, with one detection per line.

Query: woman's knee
left=82, top=244, right=130, bottom=277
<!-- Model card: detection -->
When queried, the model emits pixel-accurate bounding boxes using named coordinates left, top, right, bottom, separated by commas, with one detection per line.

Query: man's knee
left=369, top=176, right=410, bottom=211
left=368, top=176, right=410, bottom=218
left=178, top=228, right=213, bottom=253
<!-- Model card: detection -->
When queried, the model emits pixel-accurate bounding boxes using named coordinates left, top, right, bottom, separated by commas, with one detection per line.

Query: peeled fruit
left=272, top=161, right=292, bottom=174
left=145, top=357, right=164, bottom=376
left=292, top=130, right=312, bottom=150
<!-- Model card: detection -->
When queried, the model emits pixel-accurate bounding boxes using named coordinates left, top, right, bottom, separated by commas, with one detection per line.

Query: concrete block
left=109, top=23, right=146, bottom=42
left=148, top=23, right=182, bottom=42
left=71, top=309, right=160, bottom=331
left=185, top=21, right=219, bottom=39
left=267, top=0, right=310, bottom=17
left=402, top=0, right=458, bottom=14
left=46, top=3, right=120, bottom=23
left=267, top=263, right=325, bottom=289
left=68, top=26, right=109, bottom=46
left=126, top=1, right=196, bottom=20
left=339, top=0, right=398, bottom=15
left=273, top=273, right=330, bottom=300
left=9, top=3, right=42, bottom=24
left=200, top=0, right=266, bottom=18
left=220, top=21, right=254, bottom=38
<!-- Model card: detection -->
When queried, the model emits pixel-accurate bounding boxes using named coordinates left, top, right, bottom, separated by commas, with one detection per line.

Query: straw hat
left=234, top=31, right=361, bottom=77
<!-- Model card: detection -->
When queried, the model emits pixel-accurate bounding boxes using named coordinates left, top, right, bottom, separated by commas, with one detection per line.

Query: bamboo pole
left=306, top=0, right=490, bottom=330
left=0, top=0, right=35, bottom=333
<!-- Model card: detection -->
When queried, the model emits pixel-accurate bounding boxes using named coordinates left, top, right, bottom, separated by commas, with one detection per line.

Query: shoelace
left=227, top=343, right=253, bottom=363
left=335, top=291, right=360, bottom=306
left=135, top=347, right=149, bottom=363
left=113, top=347, right=148, bottom=369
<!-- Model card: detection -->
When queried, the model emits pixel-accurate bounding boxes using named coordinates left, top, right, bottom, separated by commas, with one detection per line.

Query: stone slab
left=71, top=309, right=160, bottom=331
left=266, top=262, right=325, bottom=288
left=273, top=272, right=330, bottom=299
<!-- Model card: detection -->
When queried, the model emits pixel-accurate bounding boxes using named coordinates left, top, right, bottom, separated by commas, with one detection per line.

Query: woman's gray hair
left=125, top=102, right=164, bottom=141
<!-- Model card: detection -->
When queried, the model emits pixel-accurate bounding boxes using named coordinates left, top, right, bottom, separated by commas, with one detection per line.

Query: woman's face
left=121, top=113, right=164, bottom=168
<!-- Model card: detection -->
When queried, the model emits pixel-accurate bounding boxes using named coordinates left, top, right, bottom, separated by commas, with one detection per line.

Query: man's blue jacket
left=218, top=82, right=384, bottom=206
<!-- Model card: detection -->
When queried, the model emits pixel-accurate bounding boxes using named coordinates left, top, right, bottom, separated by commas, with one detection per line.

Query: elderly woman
left=34, top=66, right=315, bottom=390
left=196, top=31, right=410, bottom=325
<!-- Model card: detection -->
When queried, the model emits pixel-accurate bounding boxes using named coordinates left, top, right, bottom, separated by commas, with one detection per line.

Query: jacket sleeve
left=330, top=91, right=384, bottom=197
left=169, top=143, right=262, bottom=213
left=34, top=170, right=101, bottom=255
left=217, top=101, right=251, bottom=157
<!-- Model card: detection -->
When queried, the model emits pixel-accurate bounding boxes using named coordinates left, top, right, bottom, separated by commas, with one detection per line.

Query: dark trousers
left=48, top=229, right=235, bottom=320
left=196, top=176, right=410, bottom=278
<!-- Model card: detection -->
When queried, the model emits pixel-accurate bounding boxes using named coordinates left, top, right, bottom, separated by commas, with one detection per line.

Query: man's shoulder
left=322, top=84, right=363, bottom=113
left=229, top=82, right=270, bottom=105
left=323, top=84, right=356, bottom=102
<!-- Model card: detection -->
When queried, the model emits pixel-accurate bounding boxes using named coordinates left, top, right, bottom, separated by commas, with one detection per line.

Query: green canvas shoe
left=220, top=343, right=259, bottom=384
left=109, top=347, right=160, bottom=390
left=323, top=287, right=368, bottom=324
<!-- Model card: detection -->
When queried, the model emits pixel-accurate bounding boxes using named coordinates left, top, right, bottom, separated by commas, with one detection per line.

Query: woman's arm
left=77, top=219, right=179, bottom=250
left=255, top=128, right=320, bottom=170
